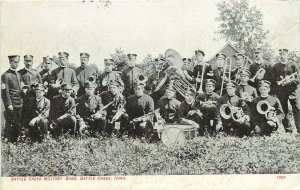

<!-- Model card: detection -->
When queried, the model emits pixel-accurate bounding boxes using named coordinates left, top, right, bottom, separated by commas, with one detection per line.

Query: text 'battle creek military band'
left=1, top=48, right=300, bottom=143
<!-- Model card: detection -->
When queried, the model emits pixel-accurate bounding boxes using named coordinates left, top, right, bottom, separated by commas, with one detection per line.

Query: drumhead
left=161, top=127, right=185, bottom=147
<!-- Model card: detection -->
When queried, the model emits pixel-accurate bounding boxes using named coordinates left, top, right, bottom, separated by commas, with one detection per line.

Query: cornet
left=277, top=73, right=299, bottom=86
left=250, top=67, right=265, bottom=82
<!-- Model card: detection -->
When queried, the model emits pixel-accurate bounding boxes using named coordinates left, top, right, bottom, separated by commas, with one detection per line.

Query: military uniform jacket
left=125, top=94, right=154, bottom=120
left=156, top=97, right=181, bottom=123
left=23, top=96, right=50, bottom=121
left=100, top=91, right=125, bottom=121
left=236, top=84, right=258, bottom=99
left=249, top=61, right=273, bottom=86
left=75, top=66, right=97, bottom=88
left=76, top=94, right=104, bottom=119
left=217, top=94, right=250, bottom=121
left=39, top=69, right=51, bottom=84
left=177, top=99, right=202, bottom=119
left=193, top=63, right=213, bottom=82
left=212, top=67, right=225, bottom=92
left=121, top=66, right=143, bottom=97
left=271, top=62, right=300, bottom=95
left=197, top=92, right=220, bottom=102
left=49, top=95, right=76, bottom=121
left=1, top=69, right=23, bottom=108
left=98, top=71, right=121, bottom=91
left=18, top=68, right=42, bottom=86
left=50, top=66, right=79, bottom=90
left=251, top=96, right=284, bottom=126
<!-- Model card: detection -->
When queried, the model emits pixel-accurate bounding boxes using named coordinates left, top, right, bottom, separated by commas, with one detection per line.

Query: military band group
left=1, top=48, right=300, bottom=143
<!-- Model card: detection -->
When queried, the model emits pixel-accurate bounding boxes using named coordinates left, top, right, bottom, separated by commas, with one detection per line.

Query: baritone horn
left=220, top=102, right=244, bottom=121
left=256, top=100, right=277, bottom=122
left=136, top=74, right=148, bottom=83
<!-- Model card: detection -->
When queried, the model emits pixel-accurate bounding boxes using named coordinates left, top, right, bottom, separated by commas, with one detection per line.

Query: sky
left=0, top=0, right=299, bottom=72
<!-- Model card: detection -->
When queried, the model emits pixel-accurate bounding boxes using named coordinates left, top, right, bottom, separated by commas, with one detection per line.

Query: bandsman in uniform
left=1, top=55, right=23, bottom=142
left=156, top=84, right=181, bottom=123
left=251, top=80, right=284, bottom=136
left=182, top=58, right=194, bottom=81
left=125, top=81, right=154, bottom=137
left=231, top=53, right=248, bottom=82
left=40, top=56, right=53, bottom=99
left=236, top=69, right=258, bottom=104
left=271, top=49, right=300, bottom=133
left=121, top=53, right=143, bottom=97
left=50, top=52, right=79, bottom=98
left=75, top=53, right=97, bottom=97
left=217, top=81, right=251, bottom=137
left=98, top=59, right=121, bottom=93
left=76, top=81, right=106, bottom=136
left=177, top=87, right=204, bottom=135
left=212, top=53, right=228, bottom=94
left=197, top=79, right=220, bottom=135
left=49, top=83, right=77, bottom=136
left=249, top=48, right=273, bottom=89
left=146, top=57, right=165, bottom=95
left=22, top=84, right=50, bottom=142
left=191, top=50, right=213, bottom=92
left=100, top=80, right=127, bottom=135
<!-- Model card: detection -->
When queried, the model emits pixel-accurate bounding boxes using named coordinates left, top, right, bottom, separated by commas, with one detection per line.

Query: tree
left=215, top=0, right=271, bottom=60
left=110, top=47, right=128, bottom=71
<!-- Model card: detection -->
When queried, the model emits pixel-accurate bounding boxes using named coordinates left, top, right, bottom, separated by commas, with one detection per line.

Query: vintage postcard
left=1, top=0, right=300, bottom=190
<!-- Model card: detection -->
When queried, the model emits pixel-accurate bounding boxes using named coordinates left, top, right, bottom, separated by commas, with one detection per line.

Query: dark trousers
left=52, top=115, right=76, bottom=136
left=255, top=122, right=278, bottom=136
left=223, top=120, right=251, bottom=137
left=3, top=107, right=22, bottom=142
left=28, top=118, right=48, bottom=142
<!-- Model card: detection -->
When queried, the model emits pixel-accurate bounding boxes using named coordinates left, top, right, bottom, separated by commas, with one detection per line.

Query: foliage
left=2, top=133, right=299, bottom=176
left=215, top=0, right=271, bottom=60
left=110, top=47, right=128, bottom=71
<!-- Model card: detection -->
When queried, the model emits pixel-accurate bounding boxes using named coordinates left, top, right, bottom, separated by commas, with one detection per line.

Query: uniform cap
left=61, top=83, right=73, bottom=90
left=195, top=50, right=205, bottom=56
left=216, top=53, right=226, bottom=59
left=8, top=55, right=20, bottom=61
left=182, top=58, right=191, bottom=62
left=258, top=80, right=271, bottom=88
left=58, top=52, right=69, bottom=58
left=43, top=56, right=53, bottom=62
left=185, top=87, right=196, bottom=96
left=84, top=81, right=97, bottom=88
left=225, top=80, right=237, bottom=88
left=24, top=55, right=33, bottom=60
left=104, top=59, right=114, bottom=64
left=80, top=53, right=90, bottom=58
left=134, top=81, right=146, bottom=88
left=239, top=68, right=251, bottom=76
left=233, top=53, right=244, bottom=59
left=205, top=79, right=216, bottom=86
left=35, top=84, right=46, bottom=91
left=127, top=54, right=137, bottom=58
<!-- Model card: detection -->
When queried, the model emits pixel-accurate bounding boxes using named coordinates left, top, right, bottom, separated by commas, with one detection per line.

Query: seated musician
left=125, top=80, right=154, bottom=137
left=197, top=79, right=220, bottom=135
left=217, top=80, right=251, bottom=137
left=49, top=83, right=77, bottom=136
left=100, top=79, right=127, bottom=136
left=236, top=69, right=258, bottom=104
left=177, top=87, right=204, bottom=135
left=22, top=84, right=50, bottom=142
left=156, top=84, right=181, bottom=123
left=251, top=80, right=284, bottom=136
left=76, top=81, right=106, bottom=136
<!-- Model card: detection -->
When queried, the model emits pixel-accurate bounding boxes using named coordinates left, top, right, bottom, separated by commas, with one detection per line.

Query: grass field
left=1, top=132, right=300, bottom=176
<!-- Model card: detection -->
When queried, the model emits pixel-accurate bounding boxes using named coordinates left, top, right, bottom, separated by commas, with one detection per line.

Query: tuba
left=220, top=102, right=244, bottom=121
left=257, top=100, right=277, bottom=122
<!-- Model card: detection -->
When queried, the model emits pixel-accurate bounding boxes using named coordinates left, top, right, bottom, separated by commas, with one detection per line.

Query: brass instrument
left=240, top=92, right=253, bottom=102
left=131, top=109, right=160, bottom=123
left=250, top=67, right=265, bottom=82
left=88, top=75, right=97, bottom=83
left=171, top=74, right=196, bottom=98
left=257, top=100, right=277, bottom=122
left=220, top=57, right=232, bottom=96
left=136, top=74, right=148, bottom=84
left=277, top=73, right=299, bottom=86
left=220, top=102, right=244, bottom=121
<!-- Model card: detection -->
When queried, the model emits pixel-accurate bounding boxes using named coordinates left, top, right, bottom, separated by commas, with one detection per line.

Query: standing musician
left=177, top=87, right=204, bottom=135
left=49, top=83, right=77, bottom=136
left=249, top=48, right=273, bottom=89
left=182, top=58, right=194, bottom=81
left=50, top=52, right=79, bottom=98
left=39, top=56, right=53, bottom=85
left=100, top=80, right=127, bottom=135
left=236, top=69, right=258, bottom=104
left=98, top=58, right=121, bottom=93
left=146, top=57, right=165, bottom=95
left=271, top=49, right=300, bottom=133
left=251, top=80, right=284, bottom=136
left=155, top=84, right=181, bottom=123
left=75, top=53, right=98, bottom=97
left=125, top=80, right=154, bottom=137
left=121, top=53, right=143, bottom=97
left=212, top=53, right=228, bottom=93
left=192, top=50, right=213, bottom=92
left=231, top=53, right=248, bottom=82
left=217, top=81, right=251, bottom=137
left=197, top=79, right=220, bottom=135
left=1, top=55, right=23, bottom=142
left=76, top=81, right=106, bottom=136
left=22, top=84, right=50, bottom=142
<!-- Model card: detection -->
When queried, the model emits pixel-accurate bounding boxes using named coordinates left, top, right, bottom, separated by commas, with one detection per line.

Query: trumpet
left=256, top=100, right=277, bottom=123
left=250, top=67, right=265, bottom=82
left=220, top=102, right=244, bottom=121
left=277, top=73, right=299, bottom=86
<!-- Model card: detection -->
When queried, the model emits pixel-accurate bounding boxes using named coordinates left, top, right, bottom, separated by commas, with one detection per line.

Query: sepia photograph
left=0, top=0, right=300, bottom=189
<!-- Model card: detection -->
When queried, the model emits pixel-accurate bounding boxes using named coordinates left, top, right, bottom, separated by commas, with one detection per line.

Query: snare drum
left=155, top=124, right=197, bottom=140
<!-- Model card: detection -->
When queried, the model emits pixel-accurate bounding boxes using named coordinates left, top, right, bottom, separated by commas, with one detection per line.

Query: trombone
left=220, top=57, right=232, bottom=96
